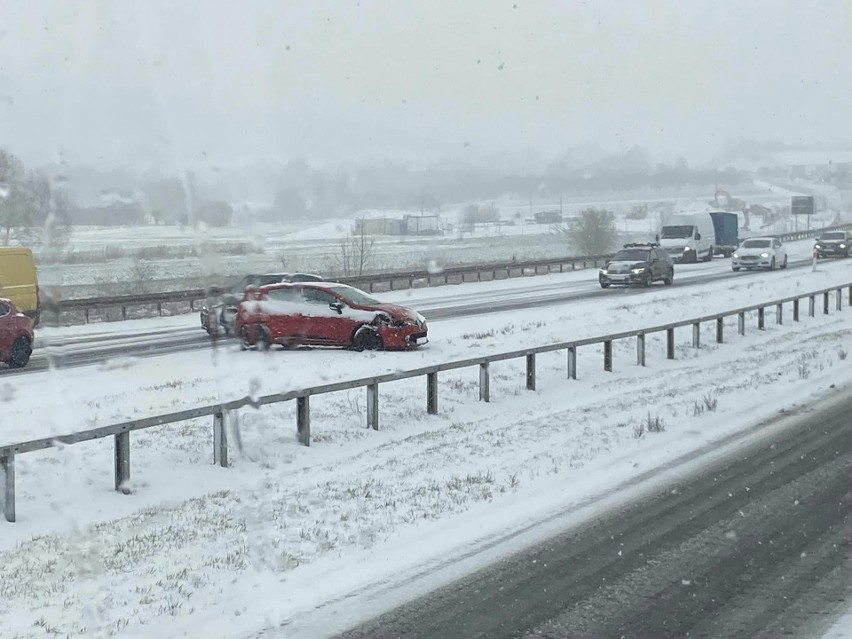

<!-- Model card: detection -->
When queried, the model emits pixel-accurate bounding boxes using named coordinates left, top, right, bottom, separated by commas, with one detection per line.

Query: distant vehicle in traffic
left=599, top=243, right=674, bottom=288
left=814, top=230, right=851, bottom=259
left=709, top=211, right=739, bottom=257
left=0, top=247, right=40, bottom=326
left=731, top=237, right=787, bottom=271
left=201, top=272, right=323, bottom=335
left=234, top=282, right=428, bottom=351
left=658, top=212, right=715, bottom=263
left=0, top=298, right=34, bottom=368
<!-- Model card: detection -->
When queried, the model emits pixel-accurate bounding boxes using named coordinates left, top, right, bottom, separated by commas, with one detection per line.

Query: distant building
left=404, top=214, right=442, bottom=235
left=534, top=210, right=562, bottom=224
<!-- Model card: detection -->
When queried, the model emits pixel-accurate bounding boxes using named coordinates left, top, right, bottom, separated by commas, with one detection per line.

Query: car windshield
left=661, top=225, right=694, bottom=239
left=742, top=239, right=771, bottom=248
left=820, top=232, right=845, bottom=240
left=612, top=249, right=650, bottom=262
left=325, top=285, right=381, bottom=306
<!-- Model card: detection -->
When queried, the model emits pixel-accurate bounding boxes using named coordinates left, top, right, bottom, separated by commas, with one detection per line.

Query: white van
left=658, top=212, right=715, bottom=263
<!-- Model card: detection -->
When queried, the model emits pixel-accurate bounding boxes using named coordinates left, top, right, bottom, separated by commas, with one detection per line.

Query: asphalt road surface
left=2, top=256, right=816, bottom=375
left=335, top=393, right=852, bottom=639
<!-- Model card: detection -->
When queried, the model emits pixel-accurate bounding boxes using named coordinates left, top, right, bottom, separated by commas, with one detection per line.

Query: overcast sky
left=0, top=0, right=850, bottom=173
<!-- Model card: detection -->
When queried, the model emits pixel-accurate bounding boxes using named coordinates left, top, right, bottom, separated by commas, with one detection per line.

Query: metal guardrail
left=42, top=222, right=852, bottom=325
left=43, top=254, right=613, bottom=324
left=3, top=280, right=851, bottom=522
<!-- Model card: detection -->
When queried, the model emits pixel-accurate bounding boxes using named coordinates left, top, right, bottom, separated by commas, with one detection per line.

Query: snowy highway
left=11, top=238, right=826, bottom=375
left=336, top=391, right=852, bottom=639
left=2, top=241, right=851, bottom=637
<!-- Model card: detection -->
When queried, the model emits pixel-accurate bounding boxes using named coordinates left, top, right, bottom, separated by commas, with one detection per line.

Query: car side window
left=266, top=288, right=301, bottom=303
left=302, top=288, right=338, bottom=306
left=0, top=302, right=9, bottom=317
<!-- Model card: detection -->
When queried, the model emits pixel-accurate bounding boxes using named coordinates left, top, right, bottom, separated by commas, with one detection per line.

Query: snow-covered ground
left=2, top=256, right=852, bottom=637
left=32, top=180, right=838, bottom=296
left=824, top=608, right=852, bottom=638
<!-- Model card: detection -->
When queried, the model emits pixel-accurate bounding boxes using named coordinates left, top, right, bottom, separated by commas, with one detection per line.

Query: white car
left=732, top=237, right=788, bottom=271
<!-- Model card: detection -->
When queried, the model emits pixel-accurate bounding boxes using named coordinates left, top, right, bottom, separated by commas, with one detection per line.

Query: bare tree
left=554, top=208, right=617, bottom=256
left=338, top=219, right=375, bottom=276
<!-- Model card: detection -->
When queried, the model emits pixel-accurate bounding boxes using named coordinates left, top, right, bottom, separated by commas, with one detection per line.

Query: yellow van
left=0, top=247, right=39, bottom=325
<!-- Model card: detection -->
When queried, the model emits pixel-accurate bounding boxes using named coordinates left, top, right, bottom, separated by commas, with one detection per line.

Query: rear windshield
left=742, top=239, right=771, bottom=248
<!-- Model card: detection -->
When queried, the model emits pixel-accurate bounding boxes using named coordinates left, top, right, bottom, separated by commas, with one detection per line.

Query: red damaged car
left=234, top=282, right=428, bottom=351
left=0, top=298, right=34, bottom=368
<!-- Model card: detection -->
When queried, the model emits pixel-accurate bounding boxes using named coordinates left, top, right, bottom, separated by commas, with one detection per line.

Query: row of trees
left=0, top=149, right=72, bottom=248
left=0, top=148, right=237, bottom=241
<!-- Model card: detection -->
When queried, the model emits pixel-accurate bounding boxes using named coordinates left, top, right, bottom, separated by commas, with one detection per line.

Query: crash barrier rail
left=42, top=222, right=852, bottom=326
left=3, top=280, right=852, bottom=522
left=43, top=254, right=613, bottom=324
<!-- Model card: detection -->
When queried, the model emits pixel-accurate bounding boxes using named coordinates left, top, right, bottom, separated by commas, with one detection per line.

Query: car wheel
left=663, top=270, right=673, bottom=285
left=704, top=247, right=713, bottom=262
left=259, top=326, right=273, bottom=351
left=8, top=336, right=32, bottom=368
left=769, top=257, right=776, bottom=271
left=239, top=325, right=255, bottom=351
left=352, top=328, right=383, bottom=352
left=600, top=281, right=610, bottom=289
left=644, top=273, right=652, bottom=287
left=782, top=255, right=788, bottom=269
left=732, top=266, right=740, bottom=272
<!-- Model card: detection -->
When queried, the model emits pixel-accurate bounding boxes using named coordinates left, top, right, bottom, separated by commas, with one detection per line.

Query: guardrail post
left=794, top=298, right=800, bottom=322
left=603, top=340, right=612, bottom=372
left=213, top=411, right=228, bottom=466
left=367, top=383, right=379, bottom=430
left=837, top=288, right=842, bottom=311
left=122, top=305, right=127, bottom=321
left=738, top=312, right=745, bottom=336
left=716, top=317, right=724, bottom=343
left=809, top=295, right=815, bottom=317
left=114, top=431, right=130, bottom=493
left=692, top=323, right=700, bottom=348
left=427, top=372, right=438, bottom=414
left=823, top=292, right=830, bottom=315
left=526, top=354, right=536, bottom=390
left=567, top=346, right=577, bottom=379
left=848, top=286, right=852, bottom=307
left=666, top=328, right=675, bottom=360
left=297, top=396, right=310, bottom=446
left=776, top=303, right=783, bottom=325
left=0, top=454, right=14, bottom=522
left=636, top=333, right=645, bottom=366
left=757, top=307, right=765, bottom=330
left=479, top=362, right=491, bottom=402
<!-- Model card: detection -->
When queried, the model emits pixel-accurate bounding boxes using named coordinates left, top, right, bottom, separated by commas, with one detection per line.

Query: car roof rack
left=622, top=242, right=659, bottom=248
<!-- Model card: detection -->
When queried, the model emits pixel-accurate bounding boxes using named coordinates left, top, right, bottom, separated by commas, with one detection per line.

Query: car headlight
left=683, top=247, right=693, bottom=251
left=599, top=268, right=608, bottom=275
left=732, top=253, right=738, bottom=259
left=841, top=244, right=847, bottom=249
left=760, top=252, right=770, bottom=258
left=631, top=267, right=646, bottom=274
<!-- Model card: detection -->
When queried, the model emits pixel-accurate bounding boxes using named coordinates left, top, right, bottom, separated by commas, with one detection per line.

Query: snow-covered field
left=33, top=180, right=837, bottom=297
left=2, top=257, right=852, bottom=637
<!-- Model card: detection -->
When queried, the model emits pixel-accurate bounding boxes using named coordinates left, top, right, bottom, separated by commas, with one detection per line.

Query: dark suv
left=201, top=272, right=323, bottom=335
left=814, top=230, right=851, bottom=259
left=599, top=243, right=674, bottom=288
